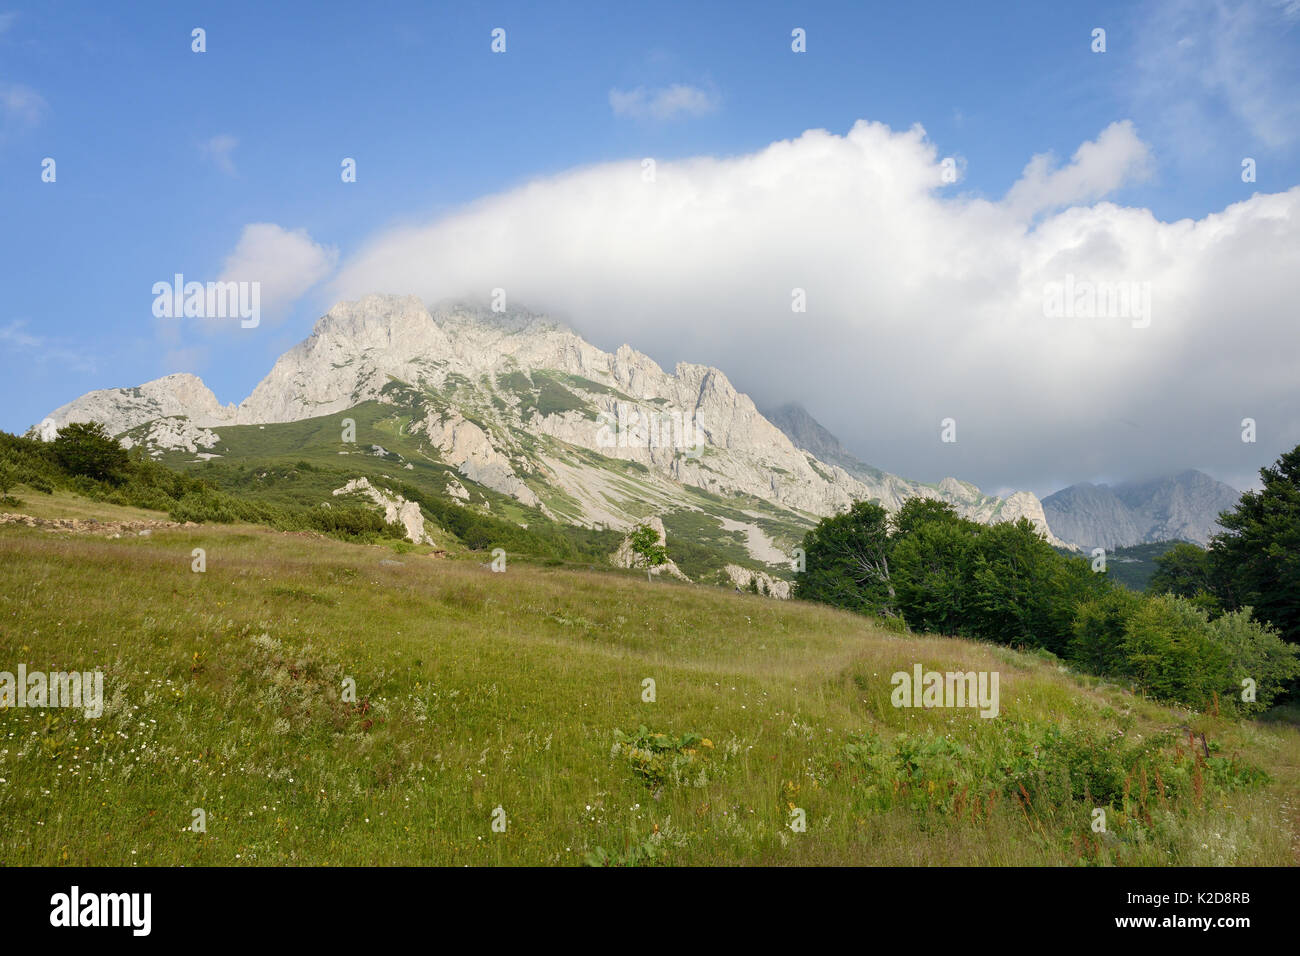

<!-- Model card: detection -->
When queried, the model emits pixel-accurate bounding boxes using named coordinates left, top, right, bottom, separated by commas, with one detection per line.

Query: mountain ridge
left=1041, top=470, right=1241, bottom=550
left=36, top=294, right=1069, bottom=560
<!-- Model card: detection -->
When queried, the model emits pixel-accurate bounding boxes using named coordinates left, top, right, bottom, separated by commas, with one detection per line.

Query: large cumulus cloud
left=330, top=119, right=1300, bottom=496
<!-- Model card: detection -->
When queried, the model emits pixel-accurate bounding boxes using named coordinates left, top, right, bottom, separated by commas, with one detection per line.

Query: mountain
left=1041, top=470, right=1241, bottom=551
left=36, top=294, right=1068, bottom=572
left=764, top=402, right=1068, bottom=546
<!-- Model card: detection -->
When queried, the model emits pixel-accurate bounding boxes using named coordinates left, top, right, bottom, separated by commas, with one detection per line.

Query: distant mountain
left=1042, top=470, right=1241, bottom=551
left=36, top=295, right=1070, bottom=574
left=762, top=403, right=874, bottom=476
left=762, top=403, right=1068, bottom=547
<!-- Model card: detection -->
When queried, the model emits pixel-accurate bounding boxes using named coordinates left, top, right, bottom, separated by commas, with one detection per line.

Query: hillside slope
left=1, top=491, right=1295, bottom=866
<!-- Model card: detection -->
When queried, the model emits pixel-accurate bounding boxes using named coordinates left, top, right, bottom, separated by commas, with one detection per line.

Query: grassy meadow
left=1, top=489, right=1298, bottom=866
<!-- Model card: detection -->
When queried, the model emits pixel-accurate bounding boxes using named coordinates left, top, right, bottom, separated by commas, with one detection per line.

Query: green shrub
left=1121, top=595, right=1231, bottom=710
left=51, top=422, right=130, bottom=484
left=1070, top=588, right=1144, bottom=676
left=1204, top=608, right=1300, bottom=715
left=837, top=720, right=1267, bottom=820
left=611, top=726, right=713, bottom=793
left=795, top=501, right=897, bottom=616
left=583, top=836, right=662, bottom=867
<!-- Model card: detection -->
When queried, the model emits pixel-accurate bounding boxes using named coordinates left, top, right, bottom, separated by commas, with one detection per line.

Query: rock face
left=39, top=294, right=1068, bottom=564
left=121, top=418, right=221, bottom=457
left=723, top=564, right=792, bottom=599
left=418, top=409, right=543, bottom=509
left=1042, top=470, right=1241, bottom=550
left=612, top=516, right=690, bottom=581
left=331, top=477, right=436, bottom=545
left=37, top=373, right=237, bottom=440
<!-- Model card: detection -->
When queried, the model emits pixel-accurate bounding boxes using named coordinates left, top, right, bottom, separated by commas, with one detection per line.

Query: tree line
left=793, top=445, right=1300, bottom=714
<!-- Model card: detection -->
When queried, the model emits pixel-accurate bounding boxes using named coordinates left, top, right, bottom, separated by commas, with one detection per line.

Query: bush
left=1071, top=591, right=1297, bottom=712
left=794, top=500, right=898, bottom=615
left=51, top=422, right=130, bottom=484
left=1204, top=608, right=1300, bottom=715
left=1121, top=595, right=1231, bottom=710
left=1147, top=542, right=1215, bottom=599
left=611, top=726, right=714, bottom=793
left=836, top=720, right=1266, bottom=818
left=1069, top=588, right=1144, bottom=676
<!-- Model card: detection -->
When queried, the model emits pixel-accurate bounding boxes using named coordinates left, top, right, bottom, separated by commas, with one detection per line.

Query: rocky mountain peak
left=39, top=295, right=1076, bottom=562
left=1042, top=470, right=1241, bottom=550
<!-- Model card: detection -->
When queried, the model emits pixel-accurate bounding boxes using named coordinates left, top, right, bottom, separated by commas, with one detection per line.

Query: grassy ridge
left=1, top=493, right=1297, bottom=865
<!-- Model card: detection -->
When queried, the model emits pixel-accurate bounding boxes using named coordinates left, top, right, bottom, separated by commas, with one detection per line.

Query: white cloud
left=0, top=12, right=19, bottom=36
left=329, top=119, right=1300, bottom=496
left=0, top=82, right=45, bottom=130
left=0, top=320, right=40, bottom=348
left=201, top=134, right=239, bottom=176
left=218, top=223, right=337, bottom=324
left=609, top=83, right=720, bottom=120
left=1002, top=121, right=1152, bottom=219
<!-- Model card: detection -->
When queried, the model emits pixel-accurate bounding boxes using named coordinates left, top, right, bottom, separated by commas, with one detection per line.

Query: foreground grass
left=1, top=495, right=1297, bottom=865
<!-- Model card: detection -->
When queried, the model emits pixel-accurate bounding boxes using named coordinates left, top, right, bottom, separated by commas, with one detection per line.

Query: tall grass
left=1, top=500, right=1297, bottom=866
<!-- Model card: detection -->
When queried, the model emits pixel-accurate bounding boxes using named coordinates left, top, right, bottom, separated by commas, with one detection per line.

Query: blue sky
left=2, top=0, right=1299, bottom=494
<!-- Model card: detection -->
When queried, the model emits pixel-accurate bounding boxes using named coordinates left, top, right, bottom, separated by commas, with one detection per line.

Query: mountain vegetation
left=795, top=449, right=1300, bottom=716
left=2, top=486, right=1297, bottom=865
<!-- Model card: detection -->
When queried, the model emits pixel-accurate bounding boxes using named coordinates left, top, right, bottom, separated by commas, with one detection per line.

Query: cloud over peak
left=328, top=118, right=1298, bottom=495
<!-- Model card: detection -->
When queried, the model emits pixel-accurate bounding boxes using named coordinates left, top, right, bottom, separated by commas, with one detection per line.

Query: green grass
left=2, top=496, right=1297, bottom=866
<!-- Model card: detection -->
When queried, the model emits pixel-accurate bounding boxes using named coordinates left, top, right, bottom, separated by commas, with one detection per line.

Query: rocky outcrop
left=612, top=516, right=690, bottom=581
left=445, top=477, right=470, bottom=500
left=36, top=373, right=237, bottom=439
left=331, top=477, right=436, bottom=545
left=418, top=409, right=542, bottom=509
left=723, top=564, right=791, bottom=599
left=0, top=513, right=197, bottom=536
left=121, top=417, right=222, bottom=456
